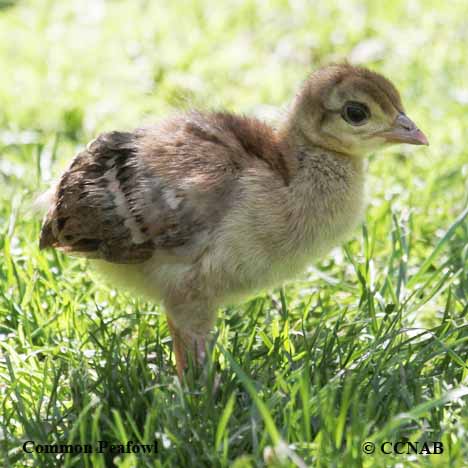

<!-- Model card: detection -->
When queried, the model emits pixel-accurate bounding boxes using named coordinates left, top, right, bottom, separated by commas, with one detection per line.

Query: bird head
left=287, top=63, right=428, bottom=157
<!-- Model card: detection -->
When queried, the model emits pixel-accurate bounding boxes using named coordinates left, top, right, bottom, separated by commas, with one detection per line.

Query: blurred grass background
left=0, top=1, right=467, bottom=467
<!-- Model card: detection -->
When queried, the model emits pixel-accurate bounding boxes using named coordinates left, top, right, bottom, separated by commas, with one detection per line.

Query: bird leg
left=167, top=317, right=206, bottom=381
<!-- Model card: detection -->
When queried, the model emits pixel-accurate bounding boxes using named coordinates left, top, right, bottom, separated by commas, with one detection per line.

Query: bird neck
left=281, top=124, right=365, bottom=182
left=288, top=146, right=364, bottom=195
left=281, top=145, right=366, bottom=251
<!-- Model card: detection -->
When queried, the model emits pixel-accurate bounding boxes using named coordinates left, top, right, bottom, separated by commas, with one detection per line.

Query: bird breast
left=194, top=150, right=366, bottom=303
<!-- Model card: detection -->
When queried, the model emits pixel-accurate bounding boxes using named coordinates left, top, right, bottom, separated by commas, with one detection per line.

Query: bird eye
left=341, top=101, right=370, bottom=126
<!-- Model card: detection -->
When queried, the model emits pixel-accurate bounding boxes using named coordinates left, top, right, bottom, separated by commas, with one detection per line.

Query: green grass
left=1, top=1, right=468, bottom=467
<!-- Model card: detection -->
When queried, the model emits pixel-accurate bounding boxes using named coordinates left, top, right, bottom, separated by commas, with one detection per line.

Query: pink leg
left=167, top=317, right=206, bottom=381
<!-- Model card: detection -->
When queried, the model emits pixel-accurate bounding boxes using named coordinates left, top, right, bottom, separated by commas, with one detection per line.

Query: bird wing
left=39, top=131, right=157, bottom=263
left=39, top=112, right=294, bottom=264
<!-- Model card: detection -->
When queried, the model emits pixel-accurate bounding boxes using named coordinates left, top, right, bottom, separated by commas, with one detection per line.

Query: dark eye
left=341, top=101, right=370, bottom=126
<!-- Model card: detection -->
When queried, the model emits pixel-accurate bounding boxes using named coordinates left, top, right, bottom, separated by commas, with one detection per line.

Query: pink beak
left=379, top=114, right=429, bottom=146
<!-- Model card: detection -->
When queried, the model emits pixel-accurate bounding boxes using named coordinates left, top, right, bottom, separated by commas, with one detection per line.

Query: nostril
left=396, top=113, right=415, bottom=131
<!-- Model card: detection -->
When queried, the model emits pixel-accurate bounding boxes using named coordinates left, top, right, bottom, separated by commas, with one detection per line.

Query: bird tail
left=32, top=185, right=56, bottom=215
left=32, top=184, right=58, bottom=249
left=39, top=217, right=56, bottom=250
